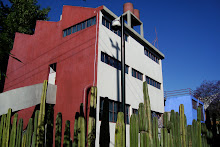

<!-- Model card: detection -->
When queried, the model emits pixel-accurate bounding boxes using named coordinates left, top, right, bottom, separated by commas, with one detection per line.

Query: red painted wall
left=4, top=5, right=103, bottom=145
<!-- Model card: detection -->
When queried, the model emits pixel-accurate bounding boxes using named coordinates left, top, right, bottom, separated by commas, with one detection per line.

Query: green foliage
left=138, top=103, right=147, bottom=131
left=32, top=110, right=39, bottom=147
left=0, top=114, right=6, bottom=146
left=2, top=108, right=12, bottom=147
left=0, top=0, right=50, bottom=92
left=26, top=118, right=33, bottom=147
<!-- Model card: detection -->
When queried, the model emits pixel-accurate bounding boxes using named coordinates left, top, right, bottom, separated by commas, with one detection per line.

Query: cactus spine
left=37, top=80, right=48, bottom=146
left=88, top=86, right=97, bottom=147
left=9, top=113, right=18, bottom=147
left=130, top=114, right=138, bottom=147
left=78, top=103, right=85, bottom=147
left=115, top=112, right=125, bottom=147
left=63, top=120, right=71, bottom=147
left=55, top=112, right=62, bottom=147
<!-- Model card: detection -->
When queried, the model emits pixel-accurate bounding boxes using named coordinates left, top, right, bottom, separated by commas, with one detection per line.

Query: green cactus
left=153, top=117, right=159, bottom=147
left=78, top=103, right=85, bottom=147
left=130, top=114, right=138, bottom=147
left=179, top=104, right=186, bottom=147
left=160, top=128, right=164, bottom=147
left=9, top=113, right=18, bottom=147
left=163, top=112, right=168, bottom=129
left=46, top=104, right=54, bottom=147
left=16, top=118, right=23, bottom=147
left=115, top=112, right=125, bottom=147
left=26, top=118, right=33, bottom=147
left=2, top=108, right=12, bottom=147
left=37, top=80, right=48, bottom=146
left=143, top=82, right=153, bottom=145
left=163, top=128, right=168, bottom=147
left=32, top=110, right=39, bottom=147
left=99, top=97, right=110, bottom=147
left=22, top=133, right=26, bottom=147
left=197, top=107, right=202, bottom=147
left=63, top=120, right=70, bottom=147
left=138, top=103, right=147, bottom=131
left=0, top=114, right=6, bottom=146
left=192, top=119, right=198, bottom=147
left=140, top=132, right=150, bottom=147
left=73, top=112, right=79, bottom=147
left=88, top=86, right=97, bottom=147
left=55, top=112, right=62, bottom=147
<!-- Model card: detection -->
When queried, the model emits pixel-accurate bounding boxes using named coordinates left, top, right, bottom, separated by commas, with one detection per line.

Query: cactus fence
left=0, top=81, right=217, bottom=147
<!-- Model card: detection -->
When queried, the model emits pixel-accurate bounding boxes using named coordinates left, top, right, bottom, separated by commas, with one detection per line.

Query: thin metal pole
left=120, top=16, right=126, bottom=147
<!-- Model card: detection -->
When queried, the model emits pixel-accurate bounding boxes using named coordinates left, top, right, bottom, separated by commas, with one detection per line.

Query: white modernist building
left=96, top=6, right=165, bottom=146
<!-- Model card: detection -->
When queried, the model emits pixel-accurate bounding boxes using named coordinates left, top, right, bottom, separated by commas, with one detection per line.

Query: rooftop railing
left=164, top=88, right=195, bottom=99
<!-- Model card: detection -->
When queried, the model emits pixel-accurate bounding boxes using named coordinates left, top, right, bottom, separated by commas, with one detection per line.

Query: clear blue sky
left=3, top=0, right=220, bottom=92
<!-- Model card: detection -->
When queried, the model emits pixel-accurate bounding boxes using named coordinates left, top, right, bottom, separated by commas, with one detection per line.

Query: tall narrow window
left=48, top=63, right=57, bottom=85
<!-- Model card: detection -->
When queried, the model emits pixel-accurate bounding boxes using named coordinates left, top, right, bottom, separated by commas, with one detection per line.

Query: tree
left=0, top=0, right=50, bottom=92
left=193, top=80, right=220, bottom=120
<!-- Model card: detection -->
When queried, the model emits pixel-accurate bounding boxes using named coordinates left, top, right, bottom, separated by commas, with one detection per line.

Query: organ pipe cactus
left=26, top=118, right=33, bottom=147
left=115, top=112, right=125, bottom=147
left=179, top=104, right=186, bottom=147
left=197, top=107, right=202, bottom=147
left=9, top=113, right=18, bottom=147
left=143, top=82, right=153, bottom=145
left=73, top=112, right=79, bottom=147
left=32, top=110, right=39, bottom=147
left=16, top=118, right=23, bottom=147
left=37, top=80, right=48, bottom=146
left=153, top=117, right=159, bottom=147
left=2, top=108, right=12, bottom=147
left=46, top=104, right=54, bottom=147
left=78, top=103, right=85, bottom=147
left=0, top=114, right=6, bottom=146
left=138, top=103, right=147, bottom=131
left=88, top=86, right=97, bottom=147
left=22, top=133, right=26, bottom=147
left=130, top=114, right=138, bottom=147
left=55, top=112, right=62, bottom=147
left=63, top=120, right=71, bottom=147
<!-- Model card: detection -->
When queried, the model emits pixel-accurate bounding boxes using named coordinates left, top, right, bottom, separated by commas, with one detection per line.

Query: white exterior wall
left=95, top=12, right=164, bottom=146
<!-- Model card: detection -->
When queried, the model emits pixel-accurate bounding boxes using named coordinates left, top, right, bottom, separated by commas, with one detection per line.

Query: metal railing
left=164, top=88, right=195, bottom=99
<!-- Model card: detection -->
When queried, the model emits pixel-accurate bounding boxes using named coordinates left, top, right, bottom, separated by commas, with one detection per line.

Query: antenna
left=152, top=27, right=159, bottom=49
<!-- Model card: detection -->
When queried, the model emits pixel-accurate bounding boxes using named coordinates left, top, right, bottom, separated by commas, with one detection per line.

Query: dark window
left=192, top=100, right=197, bottom=110
left=132, top=68, right=143, bottom=81
left=146, top=76, right=161, bottom=89
left=144, top=48, right=159, bottom=64
left=63, top=16, right=96, bottom=37
left=102, top=17, right=128, bottom=42
left=132, top=109, right=138, bottom=115
left=101, top=52, right=129, bottom=74
left=99, top=97, right=130, bottom=124
left=72, top=26, right=76, bottom=33
left=199, top=104, right=204, bottom=121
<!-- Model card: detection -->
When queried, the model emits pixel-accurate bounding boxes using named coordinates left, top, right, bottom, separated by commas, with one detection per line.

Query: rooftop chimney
left=134, top=9, right=140, bottom=19
left=123, top=2, right=134, bottom=13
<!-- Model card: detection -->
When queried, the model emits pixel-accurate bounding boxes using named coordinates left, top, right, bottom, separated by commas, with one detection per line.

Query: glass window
left=63, top=30, right=67, bottom=37
left=92, top=17, right=96, bottom=26
left=72, top=26, right=76, bottom=33
left=87, top=19, right=92, bottom=27
left=82, top=21, right=86, bottom=29
left=77, top=24, right=81, bottom=31
left=102, top=17, right=105, bottom=26
left=106, top=21, right=109, bottom=29
left=101, top=52, right=105, bottom=62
